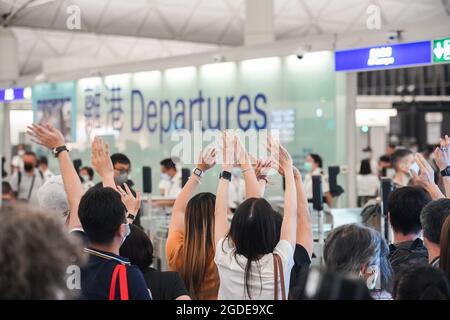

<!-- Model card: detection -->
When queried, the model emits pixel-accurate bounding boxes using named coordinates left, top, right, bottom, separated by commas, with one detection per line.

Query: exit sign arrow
left=433, top=38, right=450, bottom=63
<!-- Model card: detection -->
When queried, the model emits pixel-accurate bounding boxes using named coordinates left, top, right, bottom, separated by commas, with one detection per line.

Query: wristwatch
left=441, top=166, right=450, bottom=177
left=192, top=167, right=204, bottom=178
left=219, top=170, right=232, bottom=181
left=127, top=213, right=136, bottom=222
left=52, top=145, right=69, bottom=158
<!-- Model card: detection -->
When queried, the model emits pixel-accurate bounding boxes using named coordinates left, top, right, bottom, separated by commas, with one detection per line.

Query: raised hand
left=254, top=159, right=272, bottom=179
left=27, top=123, right=65, bottom=149
left=197, top=148, right=216, bottom=172
left=434, top=135, right=450, bottom=171
left=412, top=153, right=435, bottom=187
left=220, top=131, right=236, bottom=170
left=266, top=136, right=292, bottom=175
left=91, top=137, right=114, bottom=180
left=117, top=184, right=141, bottom=216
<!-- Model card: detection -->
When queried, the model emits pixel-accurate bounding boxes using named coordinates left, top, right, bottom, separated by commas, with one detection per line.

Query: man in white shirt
left=38, top=156, right=55, bottom=180
left=302, top=153, right=333, bottom=208
left=153, top=158, right=182, bottom=208
left=9, top=151, right=45, bottom=205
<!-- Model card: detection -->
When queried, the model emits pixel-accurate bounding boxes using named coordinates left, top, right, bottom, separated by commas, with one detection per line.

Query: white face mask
left=161, top=173, right=170, bottom=181
left=18, top=149, right=25, bottom=156
left=410, top=162, right=420, bottom=175
left=121, top=223, right=131, bottom=245
left=80, top=174, right=90, bottom=182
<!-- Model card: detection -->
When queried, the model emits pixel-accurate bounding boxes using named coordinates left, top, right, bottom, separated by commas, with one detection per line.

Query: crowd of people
left=0, top=123, right=450, bottom=300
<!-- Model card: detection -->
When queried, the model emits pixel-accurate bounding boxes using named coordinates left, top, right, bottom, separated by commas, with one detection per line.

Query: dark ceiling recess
left=358, top=64, right=450, bottom=96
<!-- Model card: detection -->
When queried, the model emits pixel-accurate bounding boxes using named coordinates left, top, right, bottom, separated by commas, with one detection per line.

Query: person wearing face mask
left=9, top=151, right=45, bottom=205
left=324, top=223, right=394, bottom=300
left=302, top=153, right=333, bottom=208
left=154, top=158, right=182, bottom=209
left=38, top=156, right=54, bottom=180
left=79, top=166, right=95, bottom=192
left=391, top=148, right=419, bottom=189
left=228, top=167, right=245, bottom=214
left=93, top=153, right=141, bottom=225
left=78, top=187, right=151, bottom=300
left=11, top=143, right=26, bottom=173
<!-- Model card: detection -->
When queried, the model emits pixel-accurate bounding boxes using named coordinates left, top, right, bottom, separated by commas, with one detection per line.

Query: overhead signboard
left=335, top=41, right=431, bottom=72
left=433, top=37, right=450, bottom=63
left=0, top=87, right=25, bottom=102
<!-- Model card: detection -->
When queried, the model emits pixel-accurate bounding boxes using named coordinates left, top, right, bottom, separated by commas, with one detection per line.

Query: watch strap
left=53, top=145, right=68, bottom=158
left=441, top=166, right=450, bottom=177
left=219, top=170, right=232, bottom=181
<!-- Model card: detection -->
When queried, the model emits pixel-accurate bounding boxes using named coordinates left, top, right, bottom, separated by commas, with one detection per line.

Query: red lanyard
left=109, top=264, right=129, bottom=300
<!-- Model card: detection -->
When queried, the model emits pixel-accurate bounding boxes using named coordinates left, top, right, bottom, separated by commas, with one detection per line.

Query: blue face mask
left=303, top=162, right=313, bottom=172
left=121, top=223, right=131, bottom=245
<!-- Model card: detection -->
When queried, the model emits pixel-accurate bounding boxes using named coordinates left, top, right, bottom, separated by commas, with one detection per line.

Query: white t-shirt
left=43, top=169, right=55, bottom=181
left=357, top=174, right=379, bottom=197
left=214, top=238, right=294, bottom=300
left=303, top=168, right=330, bottom=199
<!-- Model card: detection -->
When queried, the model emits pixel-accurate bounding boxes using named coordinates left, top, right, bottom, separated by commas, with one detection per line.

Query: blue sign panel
left=335, top=41, right=431, bottom=72
left=0, top=87, right=24, bottom=102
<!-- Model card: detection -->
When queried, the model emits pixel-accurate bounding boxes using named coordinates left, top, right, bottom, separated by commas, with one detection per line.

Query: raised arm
left=169, top=149, right=216, bottom=233
left=214, top=132, right=234, bottom=245
left=91, top=137, right=115, bottom=189
left=27, top=123, right=83, bottom=230
left=293, top=167, right=313, bottom=257
left=91, top=137, right=140, bottom=222
left=236, top=137, right=261, bottom=199
left=413, top=153, right=445, bottom=200
left=269, top=138, right=297, bottom=247
left=434, top=135, right=450, bottom=198
left=254, top=159, right=272, bottom=197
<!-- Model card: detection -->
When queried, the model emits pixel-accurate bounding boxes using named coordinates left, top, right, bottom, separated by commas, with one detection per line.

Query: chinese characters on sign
left=82, top=82, right=124, bottom=135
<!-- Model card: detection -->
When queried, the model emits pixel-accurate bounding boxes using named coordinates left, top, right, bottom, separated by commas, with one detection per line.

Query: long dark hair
left=180, top=192, right=216, bottom=300
left=359, top=159, right=372, bottom=175
left=225, top=197, right=282, bottom=298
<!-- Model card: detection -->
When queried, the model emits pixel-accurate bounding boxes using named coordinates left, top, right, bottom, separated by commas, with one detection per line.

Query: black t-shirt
left=289, top=244, right=312, bottom=299
left=142, top=267, right=189, bottom=300
left=81, top=248, right=151, bottom=300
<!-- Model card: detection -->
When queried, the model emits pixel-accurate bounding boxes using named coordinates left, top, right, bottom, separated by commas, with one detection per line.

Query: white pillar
left=244, top=0, right=274, bottom=46
left=346, top=73, right=358, bottom=208
left=0, top=27, right=19, bottom=205
left=0, top=27, right=19, bottom=81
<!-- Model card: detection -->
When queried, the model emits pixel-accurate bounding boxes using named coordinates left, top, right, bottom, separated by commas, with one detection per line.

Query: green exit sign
left=433, top=38, right=450, bottom=63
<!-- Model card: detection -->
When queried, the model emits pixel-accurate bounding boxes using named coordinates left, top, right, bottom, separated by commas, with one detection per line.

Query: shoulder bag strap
left=109, top=264, right=129, bottom=300
left=274, top=254, right=286, bottom=300
left=109, top=265, right=129, bottom=300
left=118, top=265, right=129, bottom=300
left=109, top=265, right=121, bottom=300
left=273, top=254, right=279, bottom=300
left=27, top=174, right=36, bottom=201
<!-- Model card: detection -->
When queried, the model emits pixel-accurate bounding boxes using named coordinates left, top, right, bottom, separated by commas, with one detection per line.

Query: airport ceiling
left=0, top=0, right=449, bottom=76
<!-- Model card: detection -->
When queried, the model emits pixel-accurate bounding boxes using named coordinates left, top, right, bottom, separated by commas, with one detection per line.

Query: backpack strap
left=109, top=264, right=129, bottom=300
left=18, top=171, right=22, bottom=190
